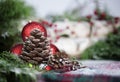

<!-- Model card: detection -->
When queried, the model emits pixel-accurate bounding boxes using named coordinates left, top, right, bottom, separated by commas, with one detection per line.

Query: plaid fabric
left=37, top=60, right=120, bottom=82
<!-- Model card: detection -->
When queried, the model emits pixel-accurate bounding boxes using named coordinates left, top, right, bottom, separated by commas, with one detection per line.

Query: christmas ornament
left=19, top=28, right=51, bottom=65
left=10, top=43, right=23, bottom=55
left=50, top=44, right=59, bottom=55
left=45, top=66, right=52, bottom=71
left=39, top=64, right=52, bottom=71
left=22, top=21, right=47, bottom=41
left=10, top=21, right=82, bottom=72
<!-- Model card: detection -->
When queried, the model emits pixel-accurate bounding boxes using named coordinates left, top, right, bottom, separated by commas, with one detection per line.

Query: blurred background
left=25, top=0, right=120, bottom=17
left=0, top=0, right=120, bottom=60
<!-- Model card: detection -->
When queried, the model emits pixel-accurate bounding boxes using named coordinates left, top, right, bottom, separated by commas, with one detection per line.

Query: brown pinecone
left=47, top=52, right=80, bottom=71
left=19, top=28, right=51, bottom=65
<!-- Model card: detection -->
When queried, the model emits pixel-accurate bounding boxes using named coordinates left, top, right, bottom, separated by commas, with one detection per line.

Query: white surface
left=47, top=20, right=116, bottom=56
left=65, top=60, right=120, bottom=76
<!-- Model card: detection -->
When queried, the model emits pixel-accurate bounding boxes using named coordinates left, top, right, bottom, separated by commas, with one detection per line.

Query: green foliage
left=60, top=34, right=69, bottom=38
left=0, top=33, right=21, bottom=52
left=0, top=0, right=34, bottom=52
left=0, top=51, right=38, bottom=82
left=81, top=27, right=120, bottom=60
left=0, top=51, right=28, bottom=67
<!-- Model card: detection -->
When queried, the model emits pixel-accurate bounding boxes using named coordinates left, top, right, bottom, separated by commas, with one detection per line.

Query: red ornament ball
left=22, top=21, right=47, bottom=41
left=50, top=44, right=59, bottom=55
left=10, top=43, right=23, bottom=55
left=45, top=65, right=52, bottom=71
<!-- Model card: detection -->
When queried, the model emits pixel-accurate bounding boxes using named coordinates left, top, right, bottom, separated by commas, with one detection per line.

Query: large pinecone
left=47, top=52, right=80, bottom=71
left=19, top=29, right=51, bottom=65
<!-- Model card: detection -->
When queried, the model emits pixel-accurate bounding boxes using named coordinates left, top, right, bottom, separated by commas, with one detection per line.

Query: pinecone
left=19, top=28, right=51, bottom=65
left=47, top=52, right=80, bottom=71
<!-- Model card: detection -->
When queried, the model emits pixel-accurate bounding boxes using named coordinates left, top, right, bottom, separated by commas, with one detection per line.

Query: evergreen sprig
left=81, top=27, right=120, bottom=60
left=0, top=0, right=34, bottom=52
left=0, top=51, right=38, bottom=82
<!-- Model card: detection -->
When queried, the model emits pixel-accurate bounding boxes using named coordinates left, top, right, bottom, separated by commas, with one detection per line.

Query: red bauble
left=22, top=21, right=47, bottom=41
left=50, top=44, right=59, bottom=55
left=45, top=65, right=52, bottom=71
left=10, top=43, right=23, bottom=55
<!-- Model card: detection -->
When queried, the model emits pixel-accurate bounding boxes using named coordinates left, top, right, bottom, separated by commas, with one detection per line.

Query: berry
left=10, top=43, right=23, bottom=55
left=94, top=10, right=98, bottom=15
left=71, top=31, right=75, bottom=35
left=89, top=21, right=94, bottom=26
left=114, top=17, right=119, bottom=24
left=86, top=15, right=92, bottom=20
left=54, top=29, right=58, bottom=33
left=56, top=36, right=60, bottom=40
left=50, top=44, right=59, bottom=55
left=99, top=12, right=106, bottom=20
left=49, top=40, right=53, bottom=43
left=41, top=20, right=53, bottom=27
left=66, top=26, right=70, bottom=29
left=22, top=21, right=47, bottom=41
left=53, top=24, right=57, bottom=27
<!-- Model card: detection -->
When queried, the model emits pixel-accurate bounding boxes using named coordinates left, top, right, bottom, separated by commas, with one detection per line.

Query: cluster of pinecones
left=19, top=28, right=81, bottom=71
left=48, top=52, right=81, bottom=71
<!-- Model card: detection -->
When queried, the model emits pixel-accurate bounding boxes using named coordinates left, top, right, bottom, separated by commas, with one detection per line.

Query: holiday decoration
left=19, top=28, right=81, bottom=71
left=19, top=28, right=51, bottom=65
left=10, top=21, right=82, bottom=72
left=50, top=44, right=59, bottom=54
left=48, top=52, right=80, bottom=72
left=10, top=43, right=23, bottom=55
left=4, top=0, right=120, bottom=81
left=39, top=64, right=52, bottom=71
left=45, top=65, right=52, bottom=71
left=22, top=21, right=47, bottom=41
left=48, top=52, right=69, bottom=69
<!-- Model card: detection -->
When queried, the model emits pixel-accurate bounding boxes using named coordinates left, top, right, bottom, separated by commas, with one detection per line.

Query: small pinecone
left=48, top=52, right=80, bottom=71
left=19, top=29, right=51, bottom=65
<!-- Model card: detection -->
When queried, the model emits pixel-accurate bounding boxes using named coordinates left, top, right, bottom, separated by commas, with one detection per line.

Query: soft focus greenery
left=81, top=27, right=120, bottom=60
left=0, top=51, right=37, bottom=82
left=0, top=0, right=34, bottom=52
